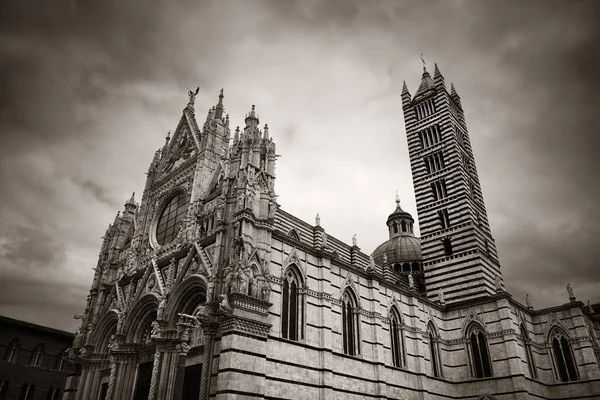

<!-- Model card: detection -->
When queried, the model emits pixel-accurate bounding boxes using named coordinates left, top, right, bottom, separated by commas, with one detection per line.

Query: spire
left=263, top=123, right=269, bottom=140
left=413, top=55, right=436, bottom=101
left=125, top=192, right=136, bottom=206
left=450, top=82, right=460, bottom=98
left=401, top=80, right=412, bottom=106
left=215, top=89, right=224, bottom=120
left=433, top=63, right=445, bottom=88
left=234, top=126, right=240, bottom=143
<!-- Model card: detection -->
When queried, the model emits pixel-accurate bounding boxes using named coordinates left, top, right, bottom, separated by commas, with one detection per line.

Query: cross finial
left=420, top=53, right=426, bottom=72
left=395, top=190, right=400, bottom=205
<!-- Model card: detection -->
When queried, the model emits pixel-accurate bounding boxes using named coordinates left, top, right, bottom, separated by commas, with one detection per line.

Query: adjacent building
left=0, top=315, right=73, bottom=400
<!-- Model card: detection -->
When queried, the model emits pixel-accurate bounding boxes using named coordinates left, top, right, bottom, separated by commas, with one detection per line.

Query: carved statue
left=525, top=293, right=533, bottom=309
left=383, top=254, right=388, bottom=264
left=151, top=320, right=160, bottom=337
left=194, top=305, right=211, bottom=325
left=495, top=275, right=503, bottom=292
left=369, top=255, right=375, bottom=269
left=107, top=335, right=118, bottom=352
left=567, top=283, right=575, bottom=300
left=237, top=190, right=246, bottom=210
left=187, top=86, right=200, bottom=107
left=249, top=277, right=259, bottom=297
left=190, top=258, right=199, bottom=273
left=157, top=296, right=167, bottom=320
left=408, top=273, right=414, bottom=289
left=315, top=213, right=320, bottom=226
left=438, top=289, right=445, bottom=305
left=352, top=234, right=357, bottom=247
left=79, top=347, right=88, bottom=357
left=260, top=280, right=272, bottom=302
left=219, top=294, right=233, bottom=315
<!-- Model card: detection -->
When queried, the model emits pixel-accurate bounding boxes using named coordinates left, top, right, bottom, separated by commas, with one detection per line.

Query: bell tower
left=401, top=61, right=502, bottom=304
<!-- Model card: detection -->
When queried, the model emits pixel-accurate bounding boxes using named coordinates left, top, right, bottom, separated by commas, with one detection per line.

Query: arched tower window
left=401, top=220, right=407, bottom=232
left=156, top=191, right=187, bottom=246
left=467, top=323, right=492, bottom=378
left=550, top=328, right=578, bottom=382
left=281, top=266, right=304, bottom=341
left=342, top=289, right=361, bottom=356
left=389, top=308, right=406, bottom=368
left=520, top=324, right=537, bottom=379
left=428, top=322, right=442, bottom=377
left=4, top=338, right=20, bottom=363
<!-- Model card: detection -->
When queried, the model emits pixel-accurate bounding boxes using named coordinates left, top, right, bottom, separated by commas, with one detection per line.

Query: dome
left=372, top=234, right=422, bottom=264
left=371, top=197, right=422, bottom=265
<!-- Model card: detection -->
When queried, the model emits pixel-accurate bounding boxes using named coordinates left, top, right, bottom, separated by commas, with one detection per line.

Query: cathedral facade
left=64, top=66, right=600, bottom=400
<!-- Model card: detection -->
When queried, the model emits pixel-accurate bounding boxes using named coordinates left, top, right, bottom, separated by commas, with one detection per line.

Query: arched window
left=281, top=266, right=304, bottom=341
left=46, top=386, right=61, bottom=400
left=428, top=322, right=442, bottom=377
left=342, top=289, right=360, bottom=356
left=4, top=338, right=19, bottom=363
left=156, top=191, right=188, bottom=246
left=0, top=380, right=10, bottom=398
left=55, top=349, right=68, bottom=371
left=389, top=308, right=405, bottom=368
left=30, top=343, right=45, bottom=367
left=401, top=220, right=407, bottom=232
left=18, top=383, right=35, bottom=400
left=467, top=323, right=492, bottom=378
left=550, top=328, right=578, bottom=382
left=520, top=324, right=537, bottom=379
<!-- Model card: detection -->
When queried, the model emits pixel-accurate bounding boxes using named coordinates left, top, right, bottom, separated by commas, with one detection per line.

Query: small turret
left=125, top=192, right=136, bottom=212
left=401, top=81, right=412, bottom=108
left=215, top=89, right=225, bottom=120
left=263, top=124, right=269, bottom=140
left=450, top=82, right=461, bottom=106
left=245, top=105, right=259, bottom=130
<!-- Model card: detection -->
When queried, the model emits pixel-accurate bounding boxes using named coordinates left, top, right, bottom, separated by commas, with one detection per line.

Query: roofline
left=0, top=315, right=75, bottom=338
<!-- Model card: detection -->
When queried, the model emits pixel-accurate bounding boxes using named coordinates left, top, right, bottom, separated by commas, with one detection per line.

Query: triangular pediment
left=156, top=114, right=201, bottom=180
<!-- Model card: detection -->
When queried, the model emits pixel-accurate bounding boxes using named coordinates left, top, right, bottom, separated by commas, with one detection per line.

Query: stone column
left=199, top=324, right=218, bottom=400
left=105, top=359, right=118, bottom=400
left=75, top=366, right=88, bottom=400
left=148, top=349, right=163, bottom=400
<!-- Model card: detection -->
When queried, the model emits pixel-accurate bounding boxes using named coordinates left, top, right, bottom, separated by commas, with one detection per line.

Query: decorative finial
left=126, top=192, right=135, bottom=206
left=315, top=213, right=320, bottom=226
left=567, top=283, right=575, bottom=301
left=165, top=131, right=171, bottom=144
left=395, top=190, right=400, bottom=205
left=420, top=53, right=426, bottom=72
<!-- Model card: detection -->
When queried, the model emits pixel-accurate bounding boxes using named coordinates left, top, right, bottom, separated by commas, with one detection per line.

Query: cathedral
left=64, top=64, right=600, bottom=400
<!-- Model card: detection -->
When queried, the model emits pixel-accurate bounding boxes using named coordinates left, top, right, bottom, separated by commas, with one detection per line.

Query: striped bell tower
left=401, top=61, right=502, bottom=304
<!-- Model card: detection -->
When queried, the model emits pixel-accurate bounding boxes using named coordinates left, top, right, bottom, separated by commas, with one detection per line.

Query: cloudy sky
left=1, top=0, right=599, bottom=332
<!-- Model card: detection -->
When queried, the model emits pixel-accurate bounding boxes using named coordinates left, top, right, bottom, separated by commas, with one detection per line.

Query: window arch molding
left=389, top=306, right=406, bottom=368
left=165, top=275, right=208, bottom=328
left=427, top=321, right=443, bottom=377
left=466, top=322, right=493, bottom=378
left=150, top=187, right=189, bottom=250
left=548, top=326, right=579, bottom=382
left=91, top=310, right=119, bottom=353
left=281, top=264, right=305, bottom=341
left=341, top=288, right=361, bottom=356
left=123, top=293, right=160, bottom=343
left=4, top=338, right=20, bottom=363
left=520, top=323, right=537, bottom=379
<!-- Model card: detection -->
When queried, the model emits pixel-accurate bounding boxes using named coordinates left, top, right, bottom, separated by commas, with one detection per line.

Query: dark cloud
left=0, top=0, right=599, bottom=331
left=74, top=180, right=119, bottom=209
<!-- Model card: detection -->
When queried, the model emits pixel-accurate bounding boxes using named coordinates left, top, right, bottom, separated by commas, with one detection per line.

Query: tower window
left=442, top=238, right=453, bottom=256
left=431, top=179, right=448, bottom=201
left=468, top=324, right=493, bottom=378
left=438, top=209, right=451, bottom=229
left=424, top=151, right=445, bottom=174
left=401, top=220, right=407, bottom=232
left=389, top=308, right=406, bottom=368
left=342, top=289, right=361, bottom=356
left=428, top=323, right=442, bottom=377
left=550, top=329, right=579, bottom=382
left=456, top=128, right=464, bottom=147
left=281, top=266, right=304, bottom=341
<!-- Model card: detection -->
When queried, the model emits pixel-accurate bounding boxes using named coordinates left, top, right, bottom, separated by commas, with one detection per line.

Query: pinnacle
left=450, top=82, right=458, bottom=97
left=433, top=63, right=443, bottom=78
